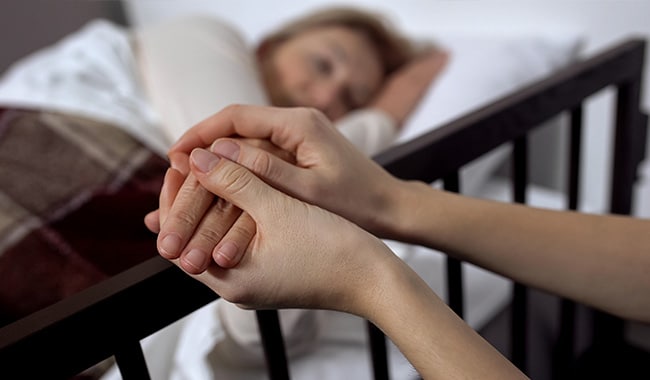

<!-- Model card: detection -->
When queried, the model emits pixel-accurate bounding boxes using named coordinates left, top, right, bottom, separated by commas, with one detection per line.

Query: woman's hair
left=257, top=6, right=419, bottom=77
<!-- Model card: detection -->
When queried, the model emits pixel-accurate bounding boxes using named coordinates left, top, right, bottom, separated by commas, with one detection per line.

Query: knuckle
left=213, top=197, right=240, bottom=217
left=224, top=103, right=243, bottom=115
left=219, top=164, right=255, bottom=197
left=249, top=151, right=272, bottom=177
left=195, top=227, right=223, bottom=245
left=226, top=104, right=245, bottom=123
left=168, top=209, right=199, bottom=232
left=229, top=219, right=256, bottom=240
left=193, top=203, right=242, bottom=244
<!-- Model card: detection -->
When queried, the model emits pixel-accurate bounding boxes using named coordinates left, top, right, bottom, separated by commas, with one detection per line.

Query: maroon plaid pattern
left=0, top=108, right=168, bottom=326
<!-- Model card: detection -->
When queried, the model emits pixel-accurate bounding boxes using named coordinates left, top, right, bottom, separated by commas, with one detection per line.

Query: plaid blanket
left=0, top=108, right=168, bottom=326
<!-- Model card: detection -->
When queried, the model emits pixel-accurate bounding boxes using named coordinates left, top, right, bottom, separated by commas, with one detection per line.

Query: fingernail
left=159, top=234, right=181, bottom=258
left=191, top=149, right=220, bottom=173
left=184, top=248, right=207, bottom=271
left=214, top=241, right=239, bottom=267
left=211, top=140, right=240, bottom=161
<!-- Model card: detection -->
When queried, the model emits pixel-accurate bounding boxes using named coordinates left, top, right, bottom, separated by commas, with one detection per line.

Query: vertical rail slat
left=256, top=310, right=291, bottom=380
left=593, top=68, right=645, bottom=348
left=553, top=106, right=583, bottom=379
left=511, top=136, right=529, bottom=372
left=443, top=173, right=464, bottom=318
left=611, top=70, right=644, bottom=215
left=567, top=107, right=584, bottom=212
left=367, top=321, right=390, bottom=380
left=115, top=341, right=151, bottom=380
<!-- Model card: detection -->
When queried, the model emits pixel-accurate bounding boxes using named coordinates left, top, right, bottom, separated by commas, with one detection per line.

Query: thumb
left=189, top=148, right=278, bottom=218
left=210, top=138, right=307, bottom=198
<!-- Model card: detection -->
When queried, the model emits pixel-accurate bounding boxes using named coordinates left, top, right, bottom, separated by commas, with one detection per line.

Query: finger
left=237, top=137, right=296, bottom=165
left=213, top=212, right=256, bottom=268
left=158, top=172, right=214, bottom=259
left=169, top=105, right=331, bottom=159
left=209, top=138, right=310, bottom=200
left=189, top=148, right=282, bottom=219
left=177, top=198, right=242, bottom=274
left=169, top=151, right=191, bottom=175
left=144, top=210, right=161, bottom=233
left=159, top=168, right=185, bottom=225
left=170, top=137, right=294, bottom=176
left=144, top=168, right=181, bottom=235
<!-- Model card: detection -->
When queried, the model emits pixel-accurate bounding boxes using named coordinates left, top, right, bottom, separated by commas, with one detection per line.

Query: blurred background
left=2, top=0, right=649, bottom=219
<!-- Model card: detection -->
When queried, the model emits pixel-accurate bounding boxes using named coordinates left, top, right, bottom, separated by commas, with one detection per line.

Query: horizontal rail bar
left=0, top=257, right=217, bottom=378
left=375, top=39, right=646, bottom=183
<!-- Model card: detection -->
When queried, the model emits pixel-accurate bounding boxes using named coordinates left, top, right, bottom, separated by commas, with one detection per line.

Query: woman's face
left=259, top=25, right=384, bottom=121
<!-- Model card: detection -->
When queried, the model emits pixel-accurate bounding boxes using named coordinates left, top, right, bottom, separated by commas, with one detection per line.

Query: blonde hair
left=257, top=6, right=418, bottom=77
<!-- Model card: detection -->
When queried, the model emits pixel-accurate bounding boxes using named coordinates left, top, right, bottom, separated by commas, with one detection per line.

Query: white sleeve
left=335, top=108, right=399, bottom=156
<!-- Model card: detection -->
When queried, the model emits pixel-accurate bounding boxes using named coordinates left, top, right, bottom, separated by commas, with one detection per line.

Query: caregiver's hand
left=177, top=146, right=396, bottom=315
left=164, top=105, right=406, bottom=242
left=146, top=134, right=292, bottom=273
left=148, top=168, right=255, bottom=273
left=168, top=145, right=526, bottom=380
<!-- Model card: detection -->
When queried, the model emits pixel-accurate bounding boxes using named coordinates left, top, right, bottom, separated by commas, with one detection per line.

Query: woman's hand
left=173, top=147, right=393, bottom=314
left=157, top=105, right=407, bottom=272
left=167, top=143, right=526, bottom=380
left=147, top=169, right=255, bottom=273
left=146, top=136, right=292, bottom=273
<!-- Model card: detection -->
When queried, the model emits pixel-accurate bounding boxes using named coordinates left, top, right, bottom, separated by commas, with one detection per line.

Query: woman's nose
left=310, top=83, right=344, bottom=119
left=311, top=83, right=339, bottom=108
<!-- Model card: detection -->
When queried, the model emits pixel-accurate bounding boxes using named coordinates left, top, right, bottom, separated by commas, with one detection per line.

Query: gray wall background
left=0, top=0, right=126, bottom=75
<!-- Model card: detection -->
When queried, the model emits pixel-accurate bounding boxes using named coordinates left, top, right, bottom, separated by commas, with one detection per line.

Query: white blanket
left=0, top=19, right=170, bottom=156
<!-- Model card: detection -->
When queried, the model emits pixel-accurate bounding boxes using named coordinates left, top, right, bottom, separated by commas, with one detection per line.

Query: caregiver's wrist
left=346, top=241, right=409, bottom=320
left=375, top=179, right=432, bottom=243
left=354, top=244, right=429, bottom=331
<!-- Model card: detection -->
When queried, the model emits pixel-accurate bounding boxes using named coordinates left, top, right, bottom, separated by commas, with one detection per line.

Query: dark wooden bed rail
left=0, top=38, right=646, bottom=380
left=372, top=37, right=647, bottom=378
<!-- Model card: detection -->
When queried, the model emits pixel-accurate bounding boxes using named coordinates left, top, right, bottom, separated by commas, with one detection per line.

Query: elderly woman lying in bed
left=0, top=5, right=448, bottom=376
left=150, top=9, right=445, bottom=374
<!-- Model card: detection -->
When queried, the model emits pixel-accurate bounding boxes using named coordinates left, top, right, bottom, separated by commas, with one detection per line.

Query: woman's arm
left=370, top=48, right=449, bottom=126
left=161, top=105, right=650, bottom=323
left=368, top=249, right=526, bottom=379
left=177, top=147, right=527, bottom=379
left=389, top=181, right=650, bottom=322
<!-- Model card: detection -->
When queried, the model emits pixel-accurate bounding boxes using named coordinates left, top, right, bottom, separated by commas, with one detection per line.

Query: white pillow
left=399, top=34, right=583, bottom=195
left=131, top=15, right=269, bottom=144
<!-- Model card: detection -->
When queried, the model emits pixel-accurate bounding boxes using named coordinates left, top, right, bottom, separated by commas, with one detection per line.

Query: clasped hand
left=145, top=105, right=401, bottom=312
